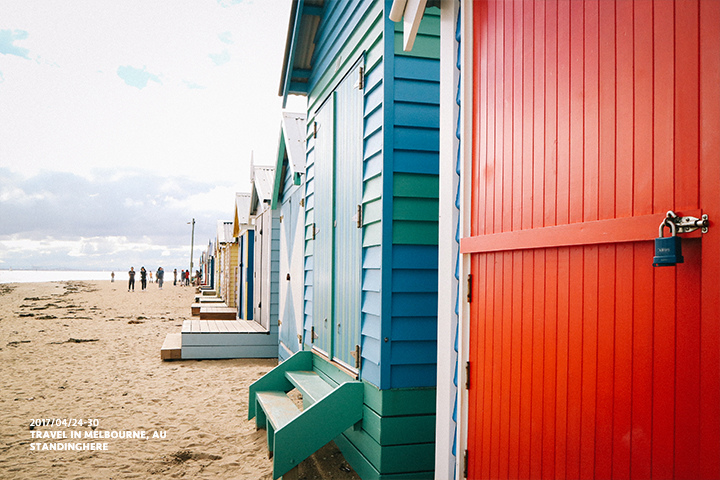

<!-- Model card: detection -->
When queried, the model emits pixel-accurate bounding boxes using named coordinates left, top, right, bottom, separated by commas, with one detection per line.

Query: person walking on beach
left=173, top=268, right=177, bottom=286
left=140, top=267, right=147, bottom=290
left=157, top=267, right=164, bottom=289
left=128, top=267, right=135, bottom=292
left=149, top=271, right=153, bottom=283
left=111, top=271, right=115, bottom=283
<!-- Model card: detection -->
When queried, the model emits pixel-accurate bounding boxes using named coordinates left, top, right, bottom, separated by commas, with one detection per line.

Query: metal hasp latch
left=652, top=210, right=709, bottom=267
left=666, top=210, right=709, bottom=234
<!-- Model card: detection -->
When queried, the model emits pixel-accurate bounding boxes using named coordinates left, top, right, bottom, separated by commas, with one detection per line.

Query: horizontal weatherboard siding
left=384, top=6, right=441, bottom=391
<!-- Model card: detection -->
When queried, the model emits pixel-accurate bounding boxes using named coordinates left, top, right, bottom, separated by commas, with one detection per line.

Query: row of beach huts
left=162, top=1, right=720, bottom=479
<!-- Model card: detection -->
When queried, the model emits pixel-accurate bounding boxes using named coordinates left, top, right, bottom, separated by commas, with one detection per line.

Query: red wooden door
left=460, top=1, right=720, bottom=479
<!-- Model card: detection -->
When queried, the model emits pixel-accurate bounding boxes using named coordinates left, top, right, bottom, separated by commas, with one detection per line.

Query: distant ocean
left=0, top=270, right=114, bottom=284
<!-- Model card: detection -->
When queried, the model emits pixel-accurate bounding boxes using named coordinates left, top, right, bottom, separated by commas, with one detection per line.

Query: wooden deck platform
left=181, top=319, right=278, bottom=359
left=182, top=319, right=268, bottom=334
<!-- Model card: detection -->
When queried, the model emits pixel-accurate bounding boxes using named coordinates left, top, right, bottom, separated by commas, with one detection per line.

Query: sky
left=0, top=0, right=306, bottom=272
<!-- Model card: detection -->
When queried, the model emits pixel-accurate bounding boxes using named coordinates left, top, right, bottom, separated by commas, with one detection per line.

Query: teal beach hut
left=271, top=111, right=308, bottom=361
left=248, top=1, right=441, bottom=478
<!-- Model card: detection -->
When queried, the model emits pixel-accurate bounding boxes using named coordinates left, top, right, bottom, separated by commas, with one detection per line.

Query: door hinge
left=312, top=223, right=317, bottom=240
left=463, top=449, right=469, bottom=478
left=358, top=66, right=364, bottom=90
left=465, top=361, right=470, bottom=390
left=350, top=344, right=362, bottom=369
left=467, top=274, right=472, bottom=303
left=297, top=334, right=302, bottom=344
left=356, top=204, right=363, bottom=228
left=311, top=326, right=315, bottom=343
left=313, top=121, right=317, bottom=138
left=279, top=215, right=283, bottom=223
left=300, top=197, right=305, bottom=207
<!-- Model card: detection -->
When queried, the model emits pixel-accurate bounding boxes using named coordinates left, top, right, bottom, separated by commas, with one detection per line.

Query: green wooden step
left=256, top=391, right=300, bottom=430
left=285, top=370, right=334, bottom=405
left=248, top=351, right=365, bottom=479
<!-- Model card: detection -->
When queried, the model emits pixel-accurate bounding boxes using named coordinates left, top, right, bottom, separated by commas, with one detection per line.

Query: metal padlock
left=653, top=219, right=684, bottom=267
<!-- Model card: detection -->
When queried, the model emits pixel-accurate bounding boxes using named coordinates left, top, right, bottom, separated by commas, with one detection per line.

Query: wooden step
left=160, top=333, right=182, bottom=360
left=194, top=295, right=224, bottom=303
left=285, top=371, right=334, bottom=405
left=248, top=351, right=365, bottom=479
left=256, top=391, right=301, bottom=431
left=199, top=306, right=236, bottom=320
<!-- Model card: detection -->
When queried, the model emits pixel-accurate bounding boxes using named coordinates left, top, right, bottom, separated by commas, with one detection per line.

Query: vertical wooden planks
left=508, top=249, right=523, bottom=480
left=652, top=275, right=676, bottom=479
left=631, top=242, right=653, bottom=479
left=499, top=251, right=513, bottom=479
left=699, top=3, right=720, bottom=477
left=533, top=0, right=545, bottom=230
left=580, top=5, right=600, bottom=476
left=554, top=246, right=570, bottom=480
left=594, top=244, right=615, bottom=479
left=543, top=0, right=558, bottom=229
left=580, top=245, right=598, bottom=479
left=520, top=0, right=532, bottom=232
left=480, top=251, right=495, bottom=479
left=490, top=253, right=503, bottom=478
left=555, top=0, right=570, bottom=226
left=673, top=0, right=699, bottom=211
left=598, top=0, right=615, bottom=222
left=674, top=241, right=701, bottom=478
left=541, top=248, right=558, bottom=480
left=510, top=0, right=522, bottom=235
left=530, top=249, right=545, bottom=479
left=568, top=0, right=584, bottom=226
left=518, top=250, right=534, bottom=479
left=612, top=245, right=633, bottom=480
left=631, top=6, right=654, bottom=474
left=466, top=2, right=718, bottom=478
left=633, top=0, right=653, bottom=217
left=615, top=1, right=633, bottom=219
left=652, top=0, right=674, bottom=212
left=583, top=0, right=599, bottom=223
left=565, top=247, right=583, bottom=479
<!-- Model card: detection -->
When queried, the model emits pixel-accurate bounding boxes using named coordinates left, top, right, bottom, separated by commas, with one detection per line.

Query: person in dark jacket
left=128, top=267, right=135, bottom=292
left=140, top=267, right=147, bottom=290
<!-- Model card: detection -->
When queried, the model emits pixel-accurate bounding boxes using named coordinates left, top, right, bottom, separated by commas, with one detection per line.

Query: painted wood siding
left=256, top=208, right=280, bottom=331
left=383, top=7, right=440, bottom=389
left=279, top=165, right=305, bottom=360
left=303, top=0, right=384, bottom=376
left=464, top=1, right=720, bottom=479
left=227, top=243, right=238, bottom=308
left=270, top=210, right=280, bottom=329
left=300, top=1, right=440, bottom=390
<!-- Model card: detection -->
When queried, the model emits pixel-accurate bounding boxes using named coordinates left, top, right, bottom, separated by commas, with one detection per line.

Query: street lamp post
left=188, top=218, right=195, bottom=280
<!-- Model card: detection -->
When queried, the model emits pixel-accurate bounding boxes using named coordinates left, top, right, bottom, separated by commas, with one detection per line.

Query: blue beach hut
left=271, top=111, right=308, bottom=361
left=248, top=1, right=441, bottom=478
left=233, top=192, right=254, bottom=320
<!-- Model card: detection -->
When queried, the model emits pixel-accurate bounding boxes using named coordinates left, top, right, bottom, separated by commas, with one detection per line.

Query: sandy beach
left=0, top=280, right=360, bottom=480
